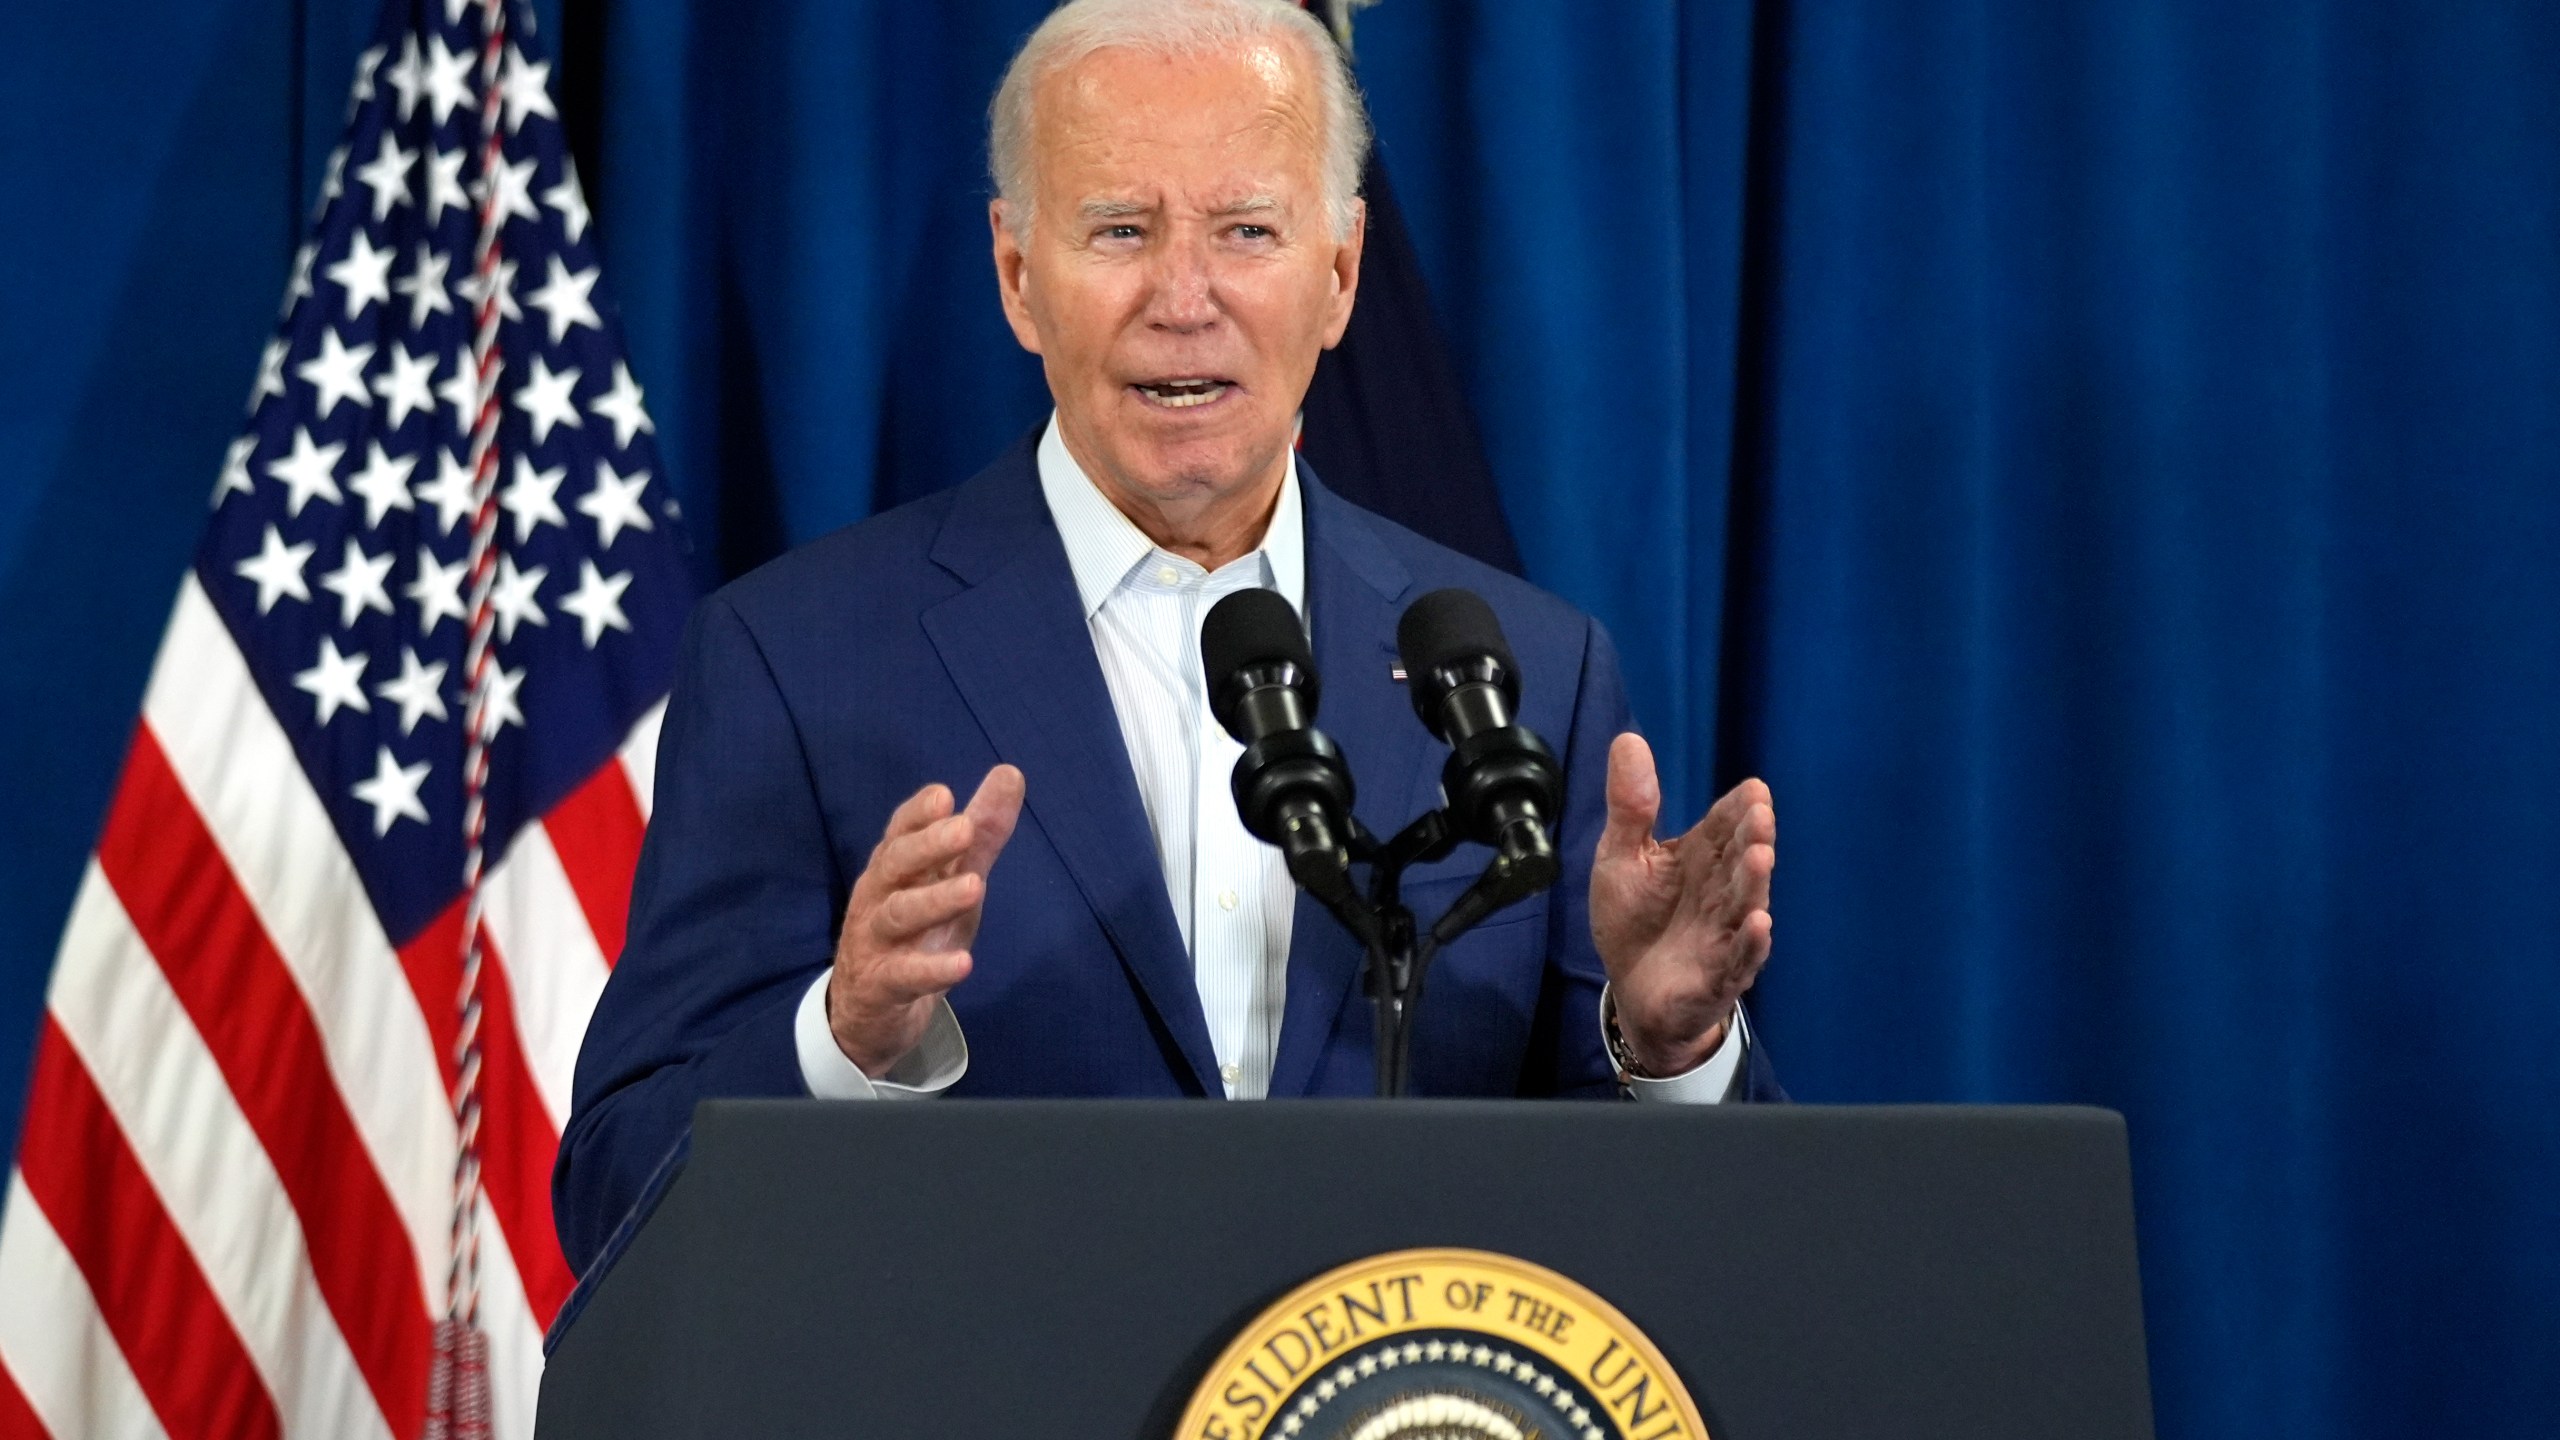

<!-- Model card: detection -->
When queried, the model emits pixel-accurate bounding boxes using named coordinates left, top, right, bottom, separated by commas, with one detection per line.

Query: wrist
left=1608, top=990, right=1730, bottom=1079
left=825, top=970, right=901, bottom=1079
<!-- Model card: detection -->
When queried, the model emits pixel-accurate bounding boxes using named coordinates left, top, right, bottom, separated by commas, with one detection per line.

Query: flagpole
left=432, top=0, right=512, bottom=1434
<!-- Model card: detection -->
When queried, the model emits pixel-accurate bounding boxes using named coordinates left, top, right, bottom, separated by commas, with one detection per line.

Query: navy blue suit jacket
left=554, top=435, right=1782, bottom=1275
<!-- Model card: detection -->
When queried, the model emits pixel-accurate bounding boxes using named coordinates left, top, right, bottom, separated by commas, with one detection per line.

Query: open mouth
left=1131, top=377, right=1235, bottom=410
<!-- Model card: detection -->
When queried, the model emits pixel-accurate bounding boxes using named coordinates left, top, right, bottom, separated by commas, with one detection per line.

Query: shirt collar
left=1036, top=412, right=1307, bottom=620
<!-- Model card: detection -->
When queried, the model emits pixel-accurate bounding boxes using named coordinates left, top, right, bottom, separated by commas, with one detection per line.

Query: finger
left=864, top=946, right=974, bottom=1004
left=1597, top=733, right=1662, bottom=867
left=1723, top=909, right=1773, bottom=997
left=880, top=782, right=954, bottom=845
left=957, top=764, right=1026, bottom=878
left=1693, top=776, right=1771, bottom=853
left=865, top=812, right=977, bottom=894
left=1728, top=839, right=1775, bottom=921
left=870, top=871, right=986, bottom=943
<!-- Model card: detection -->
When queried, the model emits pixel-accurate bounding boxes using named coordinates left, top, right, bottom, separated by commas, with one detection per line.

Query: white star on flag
left=435, top=355, right=482, bottom=433
left=514, top=354, right=582, bottom=443
left=424, top=147, right=470, bottom=226
left=374, top=646, right=451, bottom=735
left=215, top=435, right=259, bottom=506
left=414, top=447, right=479, bottom=535
left=503, top=455, right=569, bottom=541
left=526, top=256, right=602, bottom=344
left=406, top=544, right=470, bottom=634
left=295, top=329, right=376, bottom=420
left=542, top=163, right=591, bottom=243
left=234, top=524, right=315, bottom=613
left=266, top=427, right=347, bottom=516
left=351, top=745, right=431, bottom=836
left=252, top=336, right=290, bottom=407
left=456, top=255, right=521, bottom=321
left=384, top=34, right=424, bottom=120
left=372, top=342, right=442, bottom=431
left=491, top=554, right=549, bottom=642
left=481, top=152, right=542, bottom=226
left=352, top=131, right=415, bottom=222
left=501, top=47, right=558, bottom=131
left=423, top=33, right=475, bottom=124
left=327, top=229, right=396, bottom=320
left=558, top=560, right=635, bottom=648
left=587, top=360, right=654, bottom=449
left=294, top=635, right=372, bottom=725
left=319, top=536, right=397, bottom=627
left=347, top=440, right=421, bottom=526
left=396, top=244, right=455, bottom=331
left=578, top=459, right=654, bottom=548
left=470, top=659, right=528, bottom=739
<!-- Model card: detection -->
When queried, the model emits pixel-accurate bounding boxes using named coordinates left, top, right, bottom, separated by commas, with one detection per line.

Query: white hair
left=989, top=0, right=1372, bottom=243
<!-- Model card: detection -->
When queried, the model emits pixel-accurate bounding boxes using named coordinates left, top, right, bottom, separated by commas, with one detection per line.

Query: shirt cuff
left=1600, top=984, right=1750, bottom=1104
left=792, top=972, right=969, bottom=1100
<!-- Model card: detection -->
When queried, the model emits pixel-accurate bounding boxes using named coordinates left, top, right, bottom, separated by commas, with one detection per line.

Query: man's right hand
left=827, top=766, right=1025, bottom=1077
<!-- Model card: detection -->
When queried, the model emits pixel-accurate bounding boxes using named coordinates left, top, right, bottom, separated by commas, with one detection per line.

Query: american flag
left=0, top=0, right=688, bottom=1436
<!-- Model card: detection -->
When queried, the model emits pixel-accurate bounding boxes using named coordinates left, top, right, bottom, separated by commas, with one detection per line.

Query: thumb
left=1597, top=733, right=1661, bottom=867
left=958, top=764, right=1025, bottom=878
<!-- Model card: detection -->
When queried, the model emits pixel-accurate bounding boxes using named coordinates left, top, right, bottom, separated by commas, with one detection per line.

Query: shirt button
left=1217, top=888, right=1240, bottom=912
left=1220, top=1063, right=1241, bottom=1086
left=1155, top=565, right=1180, bottom=584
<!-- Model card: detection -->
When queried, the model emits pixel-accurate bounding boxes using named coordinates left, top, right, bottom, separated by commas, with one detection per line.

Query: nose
left=1142, top=233, right=1219, bottom=334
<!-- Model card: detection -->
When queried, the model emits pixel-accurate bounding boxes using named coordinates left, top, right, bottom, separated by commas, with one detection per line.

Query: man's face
left=992, top=40, right=1362, bottom=517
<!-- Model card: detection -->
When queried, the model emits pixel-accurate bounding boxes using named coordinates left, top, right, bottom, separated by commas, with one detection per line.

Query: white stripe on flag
left=619, top=699, right=665, bottom=819
left=143, top=576, right=455, bottom=1312
left=473, top=1193, right=545, bottom=1440
left=0, top=1168, right=172, bottom=1440
left=45, top=867, right=394, bottom=1440
left=483, top=823, right=613, bottom=1130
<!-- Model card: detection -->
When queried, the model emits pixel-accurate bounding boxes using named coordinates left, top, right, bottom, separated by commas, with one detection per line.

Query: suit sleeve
left=552, top=592, right=845, bottom=1274
left=1518, top=616, right=1636, bottom=1098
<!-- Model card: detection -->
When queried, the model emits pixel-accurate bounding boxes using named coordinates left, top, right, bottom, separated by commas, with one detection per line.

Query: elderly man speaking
left=555, top=0, right=1782, bottom=1274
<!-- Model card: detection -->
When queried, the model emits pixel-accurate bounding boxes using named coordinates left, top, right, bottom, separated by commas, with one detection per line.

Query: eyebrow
left=1072, top=194, right=1284, bottom=223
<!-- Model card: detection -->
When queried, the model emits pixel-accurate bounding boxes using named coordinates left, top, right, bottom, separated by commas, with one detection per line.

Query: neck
left=1061, top=429, right=1290, bottom=572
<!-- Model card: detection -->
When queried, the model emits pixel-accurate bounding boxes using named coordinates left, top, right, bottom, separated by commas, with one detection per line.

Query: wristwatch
left=1600, top=988, right=1656, bottom=1090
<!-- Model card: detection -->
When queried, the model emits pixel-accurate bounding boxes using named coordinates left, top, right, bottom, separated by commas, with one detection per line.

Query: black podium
left=536, top=1102, right=2153, bottom=1439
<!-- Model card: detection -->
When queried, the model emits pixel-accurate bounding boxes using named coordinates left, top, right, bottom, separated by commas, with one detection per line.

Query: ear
left=1318, top=198, right=1366, bottom=350
left=989, top=200, right=1045, bottom=355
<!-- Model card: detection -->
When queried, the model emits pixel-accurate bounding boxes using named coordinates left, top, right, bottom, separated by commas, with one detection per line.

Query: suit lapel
left=1267, top=468, right=1425, bottom=1097
left=920, top=445, right=1221, bottom=1095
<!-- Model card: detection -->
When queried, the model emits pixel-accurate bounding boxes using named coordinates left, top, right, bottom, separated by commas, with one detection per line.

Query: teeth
left=1140, top=382, right=1227, bottom=409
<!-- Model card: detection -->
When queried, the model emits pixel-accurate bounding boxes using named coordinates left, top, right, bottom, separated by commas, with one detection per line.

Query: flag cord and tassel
left=428, top=0, right=510, bottom=1435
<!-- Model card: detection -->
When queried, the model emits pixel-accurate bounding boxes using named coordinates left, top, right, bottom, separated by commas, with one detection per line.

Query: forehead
left=1033, top=41, right=1325, bottom=199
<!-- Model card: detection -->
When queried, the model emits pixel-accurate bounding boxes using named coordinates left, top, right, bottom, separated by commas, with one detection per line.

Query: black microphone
left=1201, top=589, right=1359, bottom=905
left=1396, top=588, right=1563, bottom=934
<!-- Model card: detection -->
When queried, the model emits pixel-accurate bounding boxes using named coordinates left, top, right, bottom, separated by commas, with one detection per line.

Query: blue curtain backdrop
left=3, top=3, right=2556, bottom=1437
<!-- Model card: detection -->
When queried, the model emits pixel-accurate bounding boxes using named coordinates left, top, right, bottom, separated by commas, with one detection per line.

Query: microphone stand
left=1314, top=810, right=1554, bottom=1097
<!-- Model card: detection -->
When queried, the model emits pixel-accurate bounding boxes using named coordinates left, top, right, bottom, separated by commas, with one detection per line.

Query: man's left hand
left=1589, top=733, right=1776, bottom=1076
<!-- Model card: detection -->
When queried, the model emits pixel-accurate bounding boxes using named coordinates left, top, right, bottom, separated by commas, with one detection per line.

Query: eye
left=1099, top=224, right=1142, bottom=242
left=1234, top=224, right=1274, bottom=241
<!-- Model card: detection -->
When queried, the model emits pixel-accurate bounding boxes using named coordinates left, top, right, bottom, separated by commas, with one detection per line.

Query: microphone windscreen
left=1202, top=588, right=1316, bottom=728
left=1396, top=587, right=1515, bottom=680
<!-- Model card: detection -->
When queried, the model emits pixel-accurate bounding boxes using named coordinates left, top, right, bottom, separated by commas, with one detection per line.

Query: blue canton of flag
left=209, top=0, right=689, bottom=949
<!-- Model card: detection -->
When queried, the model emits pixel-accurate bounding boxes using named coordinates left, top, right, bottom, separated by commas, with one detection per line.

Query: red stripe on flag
left=543, top=764, right=647, bottom=966
left=15, top=1023, right=283, bottom=1440
left=96, top=729, right=431, bottom=1436
left=0, top=1355, right=46, bottom=1439
left=396, top=905, right=579, bottom=1327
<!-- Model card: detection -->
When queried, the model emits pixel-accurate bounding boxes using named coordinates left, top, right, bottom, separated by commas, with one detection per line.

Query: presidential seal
left=1175, top=1249, right=1709, bottom=1440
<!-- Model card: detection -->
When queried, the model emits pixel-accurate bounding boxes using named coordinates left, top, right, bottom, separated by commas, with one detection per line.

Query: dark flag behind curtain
left=1300, top=157, right=1520, bottom=573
